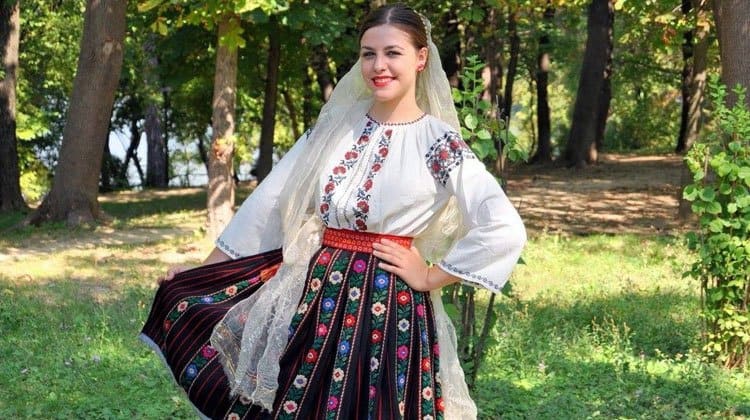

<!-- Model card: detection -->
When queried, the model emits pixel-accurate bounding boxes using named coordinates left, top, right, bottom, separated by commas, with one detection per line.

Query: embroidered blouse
left=217, top=114, right=526, bottom=293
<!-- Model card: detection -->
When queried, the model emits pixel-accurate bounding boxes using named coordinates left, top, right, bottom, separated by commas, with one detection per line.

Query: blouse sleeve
left=215, top=129, right=312, bottom=259
left=426, top=131, right=527, bottom=293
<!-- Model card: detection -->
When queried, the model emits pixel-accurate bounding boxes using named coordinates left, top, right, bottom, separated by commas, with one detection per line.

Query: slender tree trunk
left=28, top=0, right=126, bottom=226
left=255, top=15, right=281, bottom=182
left=440, top=11, right=461, bottom=87
left=531, top=2, right=555, bottom=164
left=206, top=15, right=239, bottom=239
left=125, top=115, right=145, bottom=186
left=495, top=9, right=520, bottom=174
left=143, top=35, right=168, bottom=187
left=564, top=0, right=612, bottom=168
left=100, top=134, right=114, bottom=193
left=311, top=45, right=334, bottom=102
left=592, top=1, right=615, bottom=160
left=303, top=69, right=314, bottom=128
left=676, top=0, right=709, bottom=154
left=712, top=0, right=750, bottom=109
left=282, top=87, right=301, bottom=140
left=0, top=0, right=25, bottom=211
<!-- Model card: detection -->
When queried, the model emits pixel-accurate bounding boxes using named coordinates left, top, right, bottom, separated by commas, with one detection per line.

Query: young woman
left=140, top=4, right=526, bottom=419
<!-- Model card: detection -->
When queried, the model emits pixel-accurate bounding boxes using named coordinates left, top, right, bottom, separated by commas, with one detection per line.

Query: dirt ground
left=504, top=153, right=688, bottom=235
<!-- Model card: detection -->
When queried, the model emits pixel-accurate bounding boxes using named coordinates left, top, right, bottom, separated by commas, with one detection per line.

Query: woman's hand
left=158, top=265, right=193, bottom=283
left=372, top=239, right=459, bottom=292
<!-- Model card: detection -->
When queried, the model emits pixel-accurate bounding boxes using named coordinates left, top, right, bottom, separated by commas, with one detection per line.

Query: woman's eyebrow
left=360, top=45, right=406, bottom=51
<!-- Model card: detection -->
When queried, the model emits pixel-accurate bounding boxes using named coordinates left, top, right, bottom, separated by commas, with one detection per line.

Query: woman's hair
left=358, top=3, right=428, bottom=49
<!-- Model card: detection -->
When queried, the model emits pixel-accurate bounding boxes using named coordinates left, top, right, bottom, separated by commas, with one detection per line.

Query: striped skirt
left=140, top=230, right=445, bottom=419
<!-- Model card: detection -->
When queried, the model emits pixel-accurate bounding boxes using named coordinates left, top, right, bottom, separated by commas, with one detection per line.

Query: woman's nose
left=373, top=54, right=386, bottom=72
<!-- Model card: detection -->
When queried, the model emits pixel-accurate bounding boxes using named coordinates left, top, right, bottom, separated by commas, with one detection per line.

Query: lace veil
left=211, top=13, right=477, bottom=419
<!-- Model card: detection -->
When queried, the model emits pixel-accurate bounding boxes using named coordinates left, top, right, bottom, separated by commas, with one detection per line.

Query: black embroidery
left=424, top=131, right=476, bottom=186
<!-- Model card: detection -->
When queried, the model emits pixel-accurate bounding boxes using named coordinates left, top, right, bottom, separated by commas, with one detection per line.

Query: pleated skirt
left=140, top=244, right=445, bottom=420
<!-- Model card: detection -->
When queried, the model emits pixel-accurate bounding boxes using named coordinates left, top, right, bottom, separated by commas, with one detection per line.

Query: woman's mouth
left=372, top=76, right=394, bottom=88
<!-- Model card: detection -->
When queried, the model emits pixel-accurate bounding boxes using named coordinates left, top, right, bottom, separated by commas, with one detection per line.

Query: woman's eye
left=361, top=51, right=375, bottom=58
left=387, top=51, right=401, bottom=56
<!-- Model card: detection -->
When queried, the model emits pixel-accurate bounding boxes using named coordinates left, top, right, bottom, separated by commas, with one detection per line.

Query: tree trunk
left=282, top=87, right=301, bottom=140
left=440, top=11, right=461, bottom=87
left=206, top=14, right=239, bottom=240
left=531, top=2, right=555, bottom=164
left=564, top=0, right=612, bottom=168
left=493, top=8, right=520, bottom=174
left=28, top=0, right=126, bottom=226
left=0, top=0, right=25, bottom=212
left=712, top=0, right=750, bottom=108
left=676, top=0, right=709, bottom=154
left=125, top=114, right=145, bottom=186
left=255, top=15, right=281, bottom=182
left=143, top=35, right=168, bottom=188
left=303, top=69, right=314, bottom=128
left=482, top=8, right=503, bottom=110
left=311, top=45, right=334, bottom=102
left=592, top=1, right=615, bottom=160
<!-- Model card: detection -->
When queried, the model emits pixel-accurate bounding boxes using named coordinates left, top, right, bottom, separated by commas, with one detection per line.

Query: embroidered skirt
left=140, top=230, right=445, bottom=419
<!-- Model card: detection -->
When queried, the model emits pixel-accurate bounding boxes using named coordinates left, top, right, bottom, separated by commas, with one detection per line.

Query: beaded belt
left=321, top=227, right=412, bottom=253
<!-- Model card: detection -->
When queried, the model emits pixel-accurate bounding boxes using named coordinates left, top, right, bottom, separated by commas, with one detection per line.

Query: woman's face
left=359, top=24, right=427, bottom=107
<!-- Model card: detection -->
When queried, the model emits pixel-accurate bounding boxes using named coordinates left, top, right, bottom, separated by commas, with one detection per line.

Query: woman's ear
left=417, top=47, right=428, bottom=72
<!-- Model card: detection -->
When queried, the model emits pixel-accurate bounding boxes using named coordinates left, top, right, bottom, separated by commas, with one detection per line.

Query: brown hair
left=358, top=3, right=428, bottom=50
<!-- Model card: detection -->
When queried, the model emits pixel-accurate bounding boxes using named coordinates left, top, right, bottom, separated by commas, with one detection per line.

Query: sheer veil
left=210, top=14, right=477, bottom=419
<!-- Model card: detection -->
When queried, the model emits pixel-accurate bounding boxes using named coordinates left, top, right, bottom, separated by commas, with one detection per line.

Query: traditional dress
left=140, top=113, right=526, bottom=419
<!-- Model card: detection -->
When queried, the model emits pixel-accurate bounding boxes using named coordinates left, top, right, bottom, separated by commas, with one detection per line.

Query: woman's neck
left=368, top=98, right=424, bottom=125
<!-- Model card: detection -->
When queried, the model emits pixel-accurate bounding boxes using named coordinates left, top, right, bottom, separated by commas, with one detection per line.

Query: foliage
left=683, top=77, right=750, bottom=369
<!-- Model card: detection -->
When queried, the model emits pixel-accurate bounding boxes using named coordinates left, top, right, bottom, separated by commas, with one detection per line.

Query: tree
left=712, top=0, right=750, bottom=108
left=143, top=34, right=168, bottom=188
left=531, top=1, right=555, bottom=164
left=676, top=0, right=709, bottom=154
left=255, top=14, right=281, bottom=182
left=0, top=0, right=25, bottom=211
left=564, top=0, right=614, bottom=168
left=28, top=0, right=127, bottom=226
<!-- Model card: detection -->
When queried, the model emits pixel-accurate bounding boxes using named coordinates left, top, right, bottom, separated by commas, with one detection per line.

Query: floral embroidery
left=425, top=130, right=476, bottom=186
left=351, top=129, right=393, bottom=231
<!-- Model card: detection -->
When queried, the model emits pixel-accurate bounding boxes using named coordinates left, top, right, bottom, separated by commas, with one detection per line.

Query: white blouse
left=217, top=113, right=526, bottom=293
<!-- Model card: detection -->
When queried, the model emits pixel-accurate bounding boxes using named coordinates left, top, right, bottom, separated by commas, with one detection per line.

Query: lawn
left=1, top=188, right=748, bottom=419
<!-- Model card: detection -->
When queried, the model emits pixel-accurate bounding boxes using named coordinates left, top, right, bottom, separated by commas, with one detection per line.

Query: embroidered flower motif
left=322, top=298, right=336, bottom=312
left=425, top=131, right=476, bottom=186
left=371, top=329, right=383, bottom=343
left=317, top=324, right=328, bottom=336
left=333, top=165, right=346, bottom=175
left=225, top=285, right=238, bottom=296
left=293, top=374, right=308, bottom=389
left=327, top=396, right=339, bottom=410
left=324, top=182, right=335, bottom=193
left=371, top=302, right=386, bottom=316
left=283, top=400, right=298, bottom=413
left=421, top=330, right=429, bottom=344
left=332, top=368, right=345, bottom=382
left=356, top=201, right=369, bottom=213
left=185, top=364, right=198, bottom=379
left=345, top=150, right=359, bottom=160
left=227, top=414, right=241, bottom=420
left=399, top=401, right=405, bottom=416
left=363, top=179, right=373, bottom=191
left=416, top=304, right=425, bottom=317
left=397, top=291, right=411, bottom=305
left=247, top=275, right=261, bottom=285
left=422, top=386, right=433, bottom=400
left=374, top=273, right=389, bottom=289
left=201, top=345, right=217, bottom=359
left=355, top=220, right=367, bottom=231
left=379, top=146, right=389, bottom=157
left=163, top=320, right=172, bottom=331
left=398, top=373, right=406, bottom=388
left=297, top=302, right=308, bottom=314
left=421, top=357, right=431, bottom=372
left=319, top=203, right=329, bottom=214
left=201, top=296, right=214, bottom=304
left=436, top=397, right=446, bottom=412
left=369, top=385, right=377, bottom=399
left=177, top=301, right=189, bottom=312
left=352, top=260, right=366, bottom=273
left=318, top=251, right=331, bottom=265
left=348, top=287, right=361, bottom=300
left=338, top=340, right=350, bottom=356
left=344, top=314, right=356, bottom=328
left=423, top=415, right=434, bottom=420
left=433, top=343, right=440, bottom=357
left=397, top=345, right=409, bottom=360
left=329, top=270, right=344, bottom=284
left=398, top=319, right=410, bottom=332
left=370, top=357, right=380, bottom=371
left=310, top=278, right=322, bottom=291
left=305, top=349, right=318, bottom=363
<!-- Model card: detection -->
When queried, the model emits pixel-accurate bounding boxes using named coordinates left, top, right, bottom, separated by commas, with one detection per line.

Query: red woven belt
left=322, top=227, right=412, bottom=253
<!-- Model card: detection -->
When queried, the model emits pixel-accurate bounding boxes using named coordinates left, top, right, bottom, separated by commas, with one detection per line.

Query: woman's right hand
left=159, top=265, right=193, bottom=283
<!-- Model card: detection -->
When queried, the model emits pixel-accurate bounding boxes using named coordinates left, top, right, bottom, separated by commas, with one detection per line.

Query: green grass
left=1, top=190, right=748, bottom=418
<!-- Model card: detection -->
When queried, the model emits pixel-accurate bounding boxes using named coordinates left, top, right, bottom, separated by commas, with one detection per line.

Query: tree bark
left=676, top=0, right=709, bottom=154
left=206, top=15, right=239, bottom=240
left=255, top=15, right=281, bottom=182
left=143, top=35, right=168, bottom=188
left=494, top=8, right=520, bottom=174
left=282, top=87, right=301, bottom=140
left=440, top=11, right=461, bottom=87
left=125, top=114, right=145, bottom=186
left=592, top=1, right=615, bottom=160
left=531, top=2, right=555, bottom=164
left=0, top=0, right=25, bottom=211
left=311, top=45, right=334, bottom=102
left=712, top=0, right=749, bottom=108
left=28, top=0, right=126, bottom=226
left=564, top=0, right=612, bottom=168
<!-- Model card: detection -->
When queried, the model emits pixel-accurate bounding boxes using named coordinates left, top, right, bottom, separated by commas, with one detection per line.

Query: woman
left=140, top=4, right=526, bottom=419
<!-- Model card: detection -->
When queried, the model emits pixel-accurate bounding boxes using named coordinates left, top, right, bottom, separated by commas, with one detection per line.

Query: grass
left=1, top=189, right=748, bottom=419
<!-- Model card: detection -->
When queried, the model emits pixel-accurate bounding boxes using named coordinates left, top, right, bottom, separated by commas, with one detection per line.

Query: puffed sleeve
left=426, top=131, right=527, bottom=293
left=215, top=129, right=312, bottom=259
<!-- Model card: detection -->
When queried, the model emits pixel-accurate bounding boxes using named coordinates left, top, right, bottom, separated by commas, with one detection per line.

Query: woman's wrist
left=424, top=265, right=459, bottom=291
